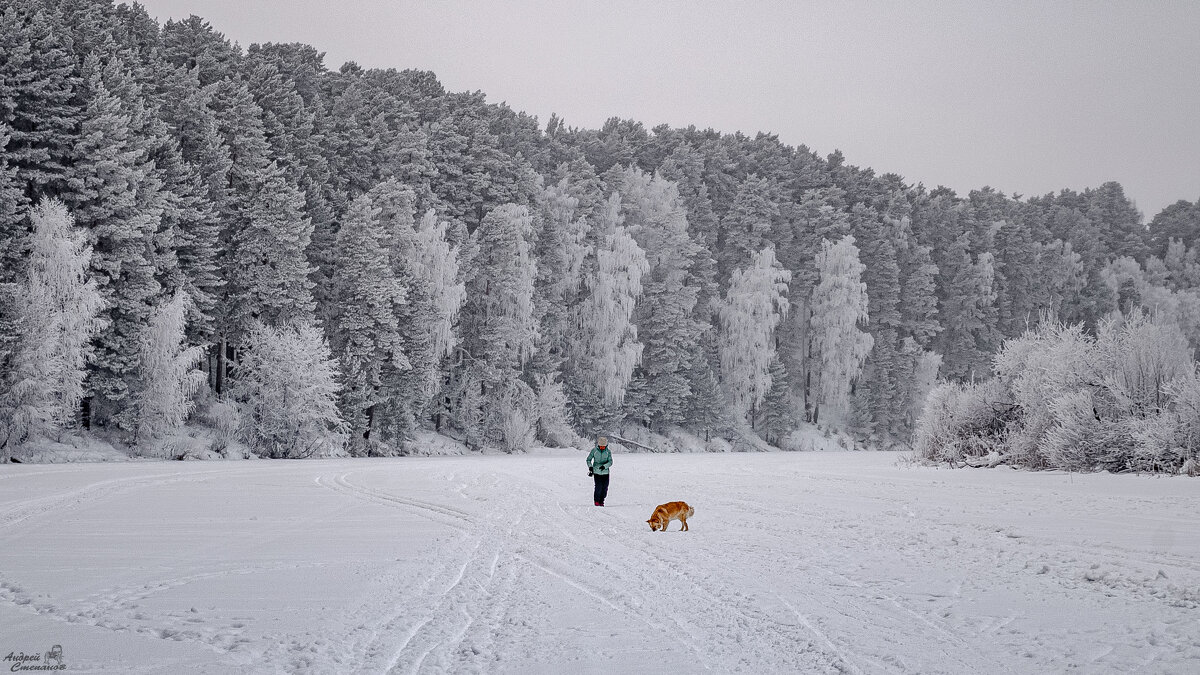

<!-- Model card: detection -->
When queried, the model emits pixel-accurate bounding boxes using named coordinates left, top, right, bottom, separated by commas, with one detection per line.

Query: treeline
left=2, top=0, right=1199, bottom=459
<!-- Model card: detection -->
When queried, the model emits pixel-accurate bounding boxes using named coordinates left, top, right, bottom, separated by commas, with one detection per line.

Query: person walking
left=586, top=436, right=613, bottom=506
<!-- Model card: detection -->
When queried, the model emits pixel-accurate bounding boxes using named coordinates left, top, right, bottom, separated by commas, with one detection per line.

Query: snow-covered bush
left=197, top=397, right=243, bottom=456
left=994, top=321, right=1094, bottom=466
left=1043, top=390, right=1129, bottom=472
left=919, top=313, right=1198, bottom=473
left=500, top=408, right=536, bottom=454
left=232, top=323, right=348, bottom=458
left=1126, top=367, right=1200, bottom=473
left=1093, top=313, right=1192, bottom=420
left=913, top=379, right=1009, bottom=464
left=533, top=373, right=584, bottom=448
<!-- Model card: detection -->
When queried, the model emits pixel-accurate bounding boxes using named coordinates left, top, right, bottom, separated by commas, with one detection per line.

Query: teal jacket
left=587, top=445, right=612, bottom=475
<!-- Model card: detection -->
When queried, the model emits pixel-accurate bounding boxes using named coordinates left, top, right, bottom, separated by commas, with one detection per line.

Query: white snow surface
left=1, top=451, right=1197, bottom=674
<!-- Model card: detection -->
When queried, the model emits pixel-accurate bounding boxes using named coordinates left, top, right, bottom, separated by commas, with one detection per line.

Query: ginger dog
left=647, top=501, right=694, bottom=531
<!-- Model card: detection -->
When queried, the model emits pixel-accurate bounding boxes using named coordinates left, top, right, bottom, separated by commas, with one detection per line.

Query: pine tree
left=1085, top=181, right=1147, bottom=262
left=1149, top=199, right=1200, bottom=257
left=718, top=246, right=791, bottom=425
left=936, top=233, right=999, bottom=382
left=330, top=193, right=405, bottom=453
left=225, top=160, right=316, bottom=341
left=0, top=201, right=104, bottom=460
left=718, top=175, right=780, bottom=283
left=368, top=181, right=435, bottom=441
left=66, top=55, right=164, bottom=429
left=0, top=4, right=82, bottom=198
left=158, top=65, right=230, bottom=347
left=0, top=123, right=30, bottom=285
left=994, top=215, right=1040, bottom=338
left=851, top=207, right=905, bottom=441
left=134, top=290, right=205, bottom=453
left=160, top=15, right=241, bottom=86
left=757, top=355, right=793, bottom=446
left=809, top=236, right=873, bottom=429
left=683, top=335, right=729, bottom=441
left=0, top=125, right=25, bottom=384
left=617, top=168, right=703, bottom=429
left=899, top=243, right=941, bottom=348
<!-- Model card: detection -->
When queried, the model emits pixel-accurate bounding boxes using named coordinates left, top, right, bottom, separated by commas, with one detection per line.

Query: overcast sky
left=136, top=0, right=1200, bottom=219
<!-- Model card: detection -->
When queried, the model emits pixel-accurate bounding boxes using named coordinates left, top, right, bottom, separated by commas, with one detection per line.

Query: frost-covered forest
left=2, top=1, right=1199, bottom=466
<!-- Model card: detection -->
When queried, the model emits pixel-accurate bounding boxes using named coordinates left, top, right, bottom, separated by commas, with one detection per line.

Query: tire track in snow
left=502, top=474, right=846, bottom=673
left=317, top=469, right=522, bottom=674
left=0, top=560, right=334, bottom=660
left=539, top=473, right=982, bottom=674
left=320, top=468, right=716, bottom=673
left=315, top=472, right=472, bottom=532
left=0, top=467, right=243, bottom=533
left=779, top=596, right=867, bottom=675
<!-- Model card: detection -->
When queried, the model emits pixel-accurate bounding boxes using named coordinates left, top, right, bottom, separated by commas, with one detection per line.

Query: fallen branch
left=962, top=451, right=1007, bottom=468
left=607, top=434, right=662, bottom=453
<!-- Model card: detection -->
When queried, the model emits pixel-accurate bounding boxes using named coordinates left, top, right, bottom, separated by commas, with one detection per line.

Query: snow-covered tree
left=532, top=372, right=583, bottom=448
left=937, top=233, right=999, bottom=382
left=564, top=194, right=649, bottom=430
left=1, top=201, right=104, bottom=459
left=455, top=204, right=539, bottom=449
left=809, top=235, right=872, bottom=429
left=530, top=178, right=590, bottom=378
left=134, top=290, right=205, bottom=453
left=225, top=160, right=316, bottom=340
left=232, top=322, right=347, bottom=458
left=718, top=246, right=790, bottom=423
left=0, top=123, right=28, bottom=286
left=412, top=209, right=467, bottom=364
left=330, top=193, right=405, bottom=453
left=67, top=55, right=164, bottom=429
left=757, top=355, right=793, bottom=445
left=0, top=4, right=82, bottom=198
left=683, top=340, right=729, bottom=441
left=617, top=168, right=704, bottom=429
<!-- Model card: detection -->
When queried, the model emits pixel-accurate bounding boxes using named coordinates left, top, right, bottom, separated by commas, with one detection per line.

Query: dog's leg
left=681, top=517, right=688, bottom=531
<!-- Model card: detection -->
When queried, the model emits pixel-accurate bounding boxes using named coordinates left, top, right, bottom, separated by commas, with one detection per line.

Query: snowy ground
left=1, top=451, right=1197, bottom=674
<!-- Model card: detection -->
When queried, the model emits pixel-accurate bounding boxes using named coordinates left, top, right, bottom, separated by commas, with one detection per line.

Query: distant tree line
left=2, top=1, right=1198, bottom=460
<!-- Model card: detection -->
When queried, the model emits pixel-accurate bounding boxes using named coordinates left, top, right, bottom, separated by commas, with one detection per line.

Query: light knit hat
left=597, top=436, right=608, bottom=447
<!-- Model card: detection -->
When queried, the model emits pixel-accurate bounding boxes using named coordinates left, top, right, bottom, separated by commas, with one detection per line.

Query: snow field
left=0, top=451, right=1197, bottom=674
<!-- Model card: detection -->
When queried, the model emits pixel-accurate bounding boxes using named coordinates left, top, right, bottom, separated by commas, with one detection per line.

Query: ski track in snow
left=0, top=453, right=1198, bottom=673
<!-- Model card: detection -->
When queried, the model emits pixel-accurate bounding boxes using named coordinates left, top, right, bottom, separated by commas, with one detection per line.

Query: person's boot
left=594, top=501, right=602, bottom=506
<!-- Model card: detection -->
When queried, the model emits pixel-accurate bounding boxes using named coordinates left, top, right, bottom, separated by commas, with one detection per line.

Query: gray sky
left=137, top=0, right=1200, bottom=219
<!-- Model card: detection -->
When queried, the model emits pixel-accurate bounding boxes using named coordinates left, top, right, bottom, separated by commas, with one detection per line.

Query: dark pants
left=592, top=472, right=610, bottom=504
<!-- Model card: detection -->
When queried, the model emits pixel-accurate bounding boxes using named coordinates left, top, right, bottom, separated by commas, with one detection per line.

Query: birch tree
left=718, top=246, right=791, bottom=424
left=233, top=322, right=347, bottom=458
left=1, top=201, right=104, bottom=459
left=809, top=235, right=873, bottom=428
left=564, top=194, right=649, bottom=431
left=134, top=290, right=206, bottom=452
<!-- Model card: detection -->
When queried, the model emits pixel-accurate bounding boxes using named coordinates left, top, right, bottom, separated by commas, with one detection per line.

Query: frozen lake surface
left=1, top=450, right=1197, bottom=673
